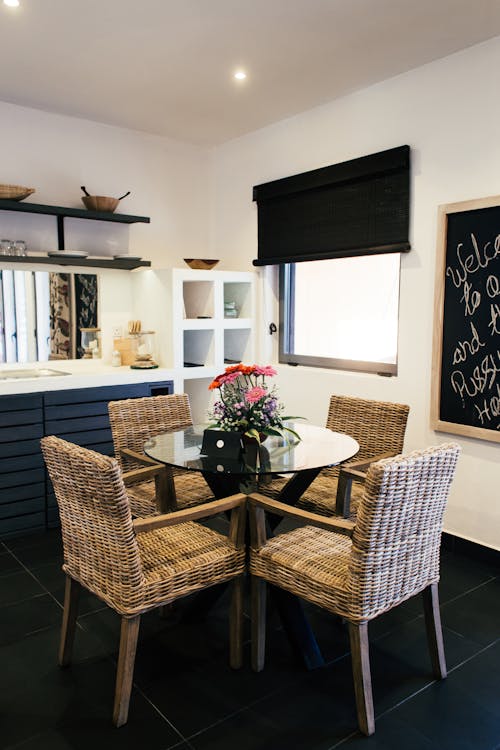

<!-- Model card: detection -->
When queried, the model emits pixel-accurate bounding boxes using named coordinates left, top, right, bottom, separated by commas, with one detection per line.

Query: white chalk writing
left=452, top=321, right=485, bottom=364
left=450, top=351, right=500, bottom=400
left=486, top=274, right=500, bottom=299
left=473, top=384, right=500, bottom=428
left=460, top=280, right=481, bottom=317
left=488, top=303, right=500, bottom=336
left=446, top=233, right=500, bottom=289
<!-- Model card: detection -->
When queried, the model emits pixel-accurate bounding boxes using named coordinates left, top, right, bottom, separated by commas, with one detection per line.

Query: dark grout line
left=446, top=637, right=500, bottom=675
left=440, top=575, right=497, bottom=607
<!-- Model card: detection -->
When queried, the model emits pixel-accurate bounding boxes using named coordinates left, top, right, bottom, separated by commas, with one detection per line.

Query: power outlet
left=112, top=326, right=122, bottom=339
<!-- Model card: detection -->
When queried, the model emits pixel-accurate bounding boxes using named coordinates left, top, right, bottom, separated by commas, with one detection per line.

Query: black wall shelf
left=0, top=198, right=150, bottom=253
left=0, top=255, right=151, bottom=270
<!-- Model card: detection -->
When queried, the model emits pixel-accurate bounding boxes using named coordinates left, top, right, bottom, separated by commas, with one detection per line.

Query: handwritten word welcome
left=446, top=233, right=500, bottom=290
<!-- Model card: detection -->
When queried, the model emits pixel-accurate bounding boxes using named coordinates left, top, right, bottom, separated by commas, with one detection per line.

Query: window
left=279, top=254, right=401, bottom=375
left=0, top=270, right=48, bottom=364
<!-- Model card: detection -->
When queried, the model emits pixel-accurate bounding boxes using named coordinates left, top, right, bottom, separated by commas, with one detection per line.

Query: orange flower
left=208, top=379, right=221, bottom=390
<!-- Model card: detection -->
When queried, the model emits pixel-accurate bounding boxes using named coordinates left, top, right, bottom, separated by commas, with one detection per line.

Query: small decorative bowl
left=81, top=187, right=130, bottom=213
left=0, top=184, right=35, bottom=201
left=184, top=258, right=220, bottom=270
left=82, top=195, right=120, bottom=212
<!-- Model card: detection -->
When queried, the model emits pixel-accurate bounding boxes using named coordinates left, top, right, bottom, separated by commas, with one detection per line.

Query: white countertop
left=0, top=360, right=176, bottom=395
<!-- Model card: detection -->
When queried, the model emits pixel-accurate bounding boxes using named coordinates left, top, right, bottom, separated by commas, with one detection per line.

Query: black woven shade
left=252, top=145, right=410, bottom=266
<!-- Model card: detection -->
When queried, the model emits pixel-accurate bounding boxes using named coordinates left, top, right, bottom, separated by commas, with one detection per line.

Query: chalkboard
left=431, top=195, right=500, bottom=443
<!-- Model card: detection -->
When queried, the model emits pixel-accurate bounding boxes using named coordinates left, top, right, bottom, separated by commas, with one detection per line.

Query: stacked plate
left=48, top=250, right=88, bottom=258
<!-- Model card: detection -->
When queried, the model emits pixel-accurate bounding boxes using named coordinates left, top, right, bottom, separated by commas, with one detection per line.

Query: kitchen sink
left=0, top=368, right=71, bottom=380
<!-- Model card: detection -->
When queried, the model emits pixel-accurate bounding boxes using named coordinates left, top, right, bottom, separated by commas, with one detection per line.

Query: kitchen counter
left=0, top=361, right=176, bottom=395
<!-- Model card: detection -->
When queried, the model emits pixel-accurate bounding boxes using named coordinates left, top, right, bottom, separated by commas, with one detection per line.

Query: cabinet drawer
left=44, top=400, right=110, bottom=420
left=0, top=482, right=45, bottom=504
left=0, top=395, right=43, bottom=412
left=0, top=424, right=43, bottom=443
left=44, top=383, right=150, bottom=406
left=45, top=414, right=111, bottom=435
left=47, top=427, right=112, bottom=447
left=0, top=439, right=42, bottom=459
left=0, top=454, right=44, bottom=474
left=0, top=497, right=45, bottom=519
left=0, top=512, right=45, bottom=536
left=0, top=468, right=45, bottom=490
left=0, top=408, right=44, bottom=428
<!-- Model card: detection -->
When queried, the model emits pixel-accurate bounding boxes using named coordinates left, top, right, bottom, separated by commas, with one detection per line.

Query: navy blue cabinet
left=0, top=395, right=45, bottom=536
left=0, top=379, right=173, bottom=536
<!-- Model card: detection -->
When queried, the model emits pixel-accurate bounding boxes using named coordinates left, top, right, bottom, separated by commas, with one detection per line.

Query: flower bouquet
left=208, top=363, right=301, bottom=444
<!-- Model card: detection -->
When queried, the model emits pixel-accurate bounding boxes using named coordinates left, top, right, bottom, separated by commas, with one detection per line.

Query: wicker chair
left=263, top=394, right=410, bottom=519
left=41, top=435, right=246, bottom=727
left=108, top=393, right=214, bottom=517
left=249, top=442, right=460, bottom=736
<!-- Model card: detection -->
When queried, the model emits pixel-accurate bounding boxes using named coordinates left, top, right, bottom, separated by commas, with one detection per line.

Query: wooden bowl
left=184, top=258, right=220, bottom=270
left=0, top=184, right=35, bottom=201
left=82, top=195, right=120, bottom=213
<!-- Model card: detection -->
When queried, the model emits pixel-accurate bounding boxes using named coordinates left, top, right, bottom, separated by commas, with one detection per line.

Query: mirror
left=0, top=270, right=99, bottom=363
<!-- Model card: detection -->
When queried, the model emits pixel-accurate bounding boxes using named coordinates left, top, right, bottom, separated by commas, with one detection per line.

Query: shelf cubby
left=223, top=281, right=252, bottom=319
left=224, top=328, right=252, bottom=365
left=183, top=329, right=215, bottom=369
left=182, top=280, right=215, bottom=319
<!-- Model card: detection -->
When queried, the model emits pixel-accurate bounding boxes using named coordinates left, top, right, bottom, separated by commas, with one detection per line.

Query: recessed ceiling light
left=3, top=0, right=20, bottom=7
left=234, top=70, right=247, bottom=81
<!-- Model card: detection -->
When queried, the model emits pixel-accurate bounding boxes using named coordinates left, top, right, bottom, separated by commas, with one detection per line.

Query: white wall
left=0, top=101, right=211, bottom=265
left=210, top=37, right=500, bottom=550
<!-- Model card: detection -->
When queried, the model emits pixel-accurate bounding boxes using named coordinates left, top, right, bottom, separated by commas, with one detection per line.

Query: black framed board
left=431, top=195, right=500, bottom=443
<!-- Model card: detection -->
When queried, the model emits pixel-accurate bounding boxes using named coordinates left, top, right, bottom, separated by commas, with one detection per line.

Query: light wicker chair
left=108, top=393, right=214, bottom=517
left=41, top=435, right=246, bottom=728
left=249, top=442, right=461, bottom=736
left=262, top=394, right=410, bottom=519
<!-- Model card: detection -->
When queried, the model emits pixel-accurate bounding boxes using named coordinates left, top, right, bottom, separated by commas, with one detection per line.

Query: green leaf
left=246, top=427, right=261, bottom=441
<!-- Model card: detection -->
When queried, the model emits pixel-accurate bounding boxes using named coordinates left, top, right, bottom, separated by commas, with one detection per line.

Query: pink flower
left=218, top=371, right=240, bottom=385
left=253, top=365, right=277, bottom=377
left=245, top=386, right=267, bottom=404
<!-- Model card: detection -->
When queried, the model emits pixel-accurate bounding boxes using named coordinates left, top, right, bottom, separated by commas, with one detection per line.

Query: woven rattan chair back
left=108, top=393, right=194, bottom=472
left=349, top=442, right=461, bottom=622
left=326, top=394, right=409, bottom=466
left=41, top=435, right=144, bottom=611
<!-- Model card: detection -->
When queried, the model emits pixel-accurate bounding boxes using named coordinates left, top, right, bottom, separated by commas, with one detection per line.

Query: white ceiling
left=2, top=0, right=500, bottom=146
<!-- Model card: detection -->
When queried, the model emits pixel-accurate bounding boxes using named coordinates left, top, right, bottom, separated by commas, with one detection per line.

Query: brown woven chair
left=41, top=435, right=246, bottom=728
left=108, top=393, right=214, bottom=517
left=249, top=442, right=460, bottom=736
left=262, top=394, right=409, bottom=519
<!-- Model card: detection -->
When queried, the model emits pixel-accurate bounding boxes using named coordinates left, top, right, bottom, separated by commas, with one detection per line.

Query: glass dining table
left=144, top=421, right=359, bottom=509
left=144, top=421, right=359, bottom=670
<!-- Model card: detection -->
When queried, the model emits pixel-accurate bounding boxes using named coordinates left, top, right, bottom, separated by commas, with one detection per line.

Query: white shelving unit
left=171, top=267, right=256, bottom=422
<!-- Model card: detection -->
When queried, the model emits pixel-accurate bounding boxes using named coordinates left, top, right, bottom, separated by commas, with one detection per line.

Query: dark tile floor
left=1, top=528, right=499, bottom=750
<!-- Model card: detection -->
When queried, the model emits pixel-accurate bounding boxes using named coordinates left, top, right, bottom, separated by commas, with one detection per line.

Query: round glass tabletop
left=144, top=422, right=359, bottom=477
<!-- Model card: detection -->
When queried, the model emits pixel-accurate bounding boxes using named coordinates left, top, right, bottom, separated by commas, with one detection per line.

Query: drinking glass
left=0, top=239, right=12, bottom=255
left=12, top=241, right=27, bottom=256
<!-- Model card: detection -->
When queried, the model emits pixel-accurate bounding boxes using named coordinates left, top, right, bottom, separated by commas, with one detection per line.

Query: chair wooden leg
left=251, top=575, right=267, bottom=672
left=422, top=583, right=447, bottom=679
left=113, top=615, right=141, bottom=728
left=58, top=575, right=81, bottom=667
left=230, top=575, right=245, bottom=669
left=348, top=622, right=375, bottom=736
